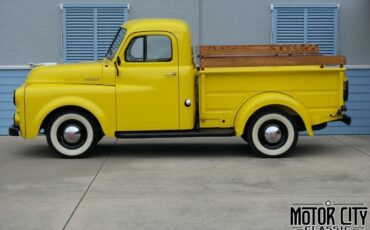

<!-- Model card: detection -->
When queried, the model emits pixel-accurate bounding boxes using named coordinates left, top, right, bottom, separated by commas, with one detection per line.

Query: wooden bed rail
left=198, top=45, right=346, bottom=69
left=199, top=44, right=319, bottom=56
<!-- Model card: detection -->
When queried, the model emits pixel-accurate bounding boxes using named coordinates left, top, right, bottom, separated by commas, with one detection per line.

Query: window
left=62, top=4, right=129, bottom=62
left=106, top=28, right=126, bottom=60
left=126, top=37, right=144, bottom=62
left=125, top=35, right=172, bottom=62
left=272, top=4, right=338, bottom=55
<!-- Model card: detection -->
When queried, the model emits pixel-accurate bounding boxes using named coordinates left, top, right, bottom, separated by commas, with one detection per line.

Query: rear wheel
left=245, top=110, right=298, bottom=157
left=46, top=111, right=98, bottom=158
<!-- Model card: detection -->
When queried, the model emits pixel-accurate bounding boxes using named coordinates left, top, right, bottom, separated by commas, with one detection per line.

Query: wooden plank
left=199, top=55, right=346, bottom=69
left=199, top=44, right=319, bottom=56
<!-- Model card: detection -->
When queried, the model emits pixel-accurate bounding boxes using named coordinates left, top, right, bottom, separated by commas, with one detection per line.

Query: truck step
left=115, top=128, right=235, bottom=139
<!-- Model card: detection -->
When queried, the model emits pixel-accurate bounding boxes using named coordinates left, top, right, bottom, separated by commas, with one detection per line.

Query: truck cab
left=9, top=18, right=350, bottom=158
left=112, top=19, right=196, bottom=131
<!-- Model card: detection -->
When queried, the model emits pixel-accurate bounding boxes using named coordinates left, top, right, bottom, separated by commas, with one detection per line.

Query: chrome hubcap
left=264, top=125, right=282, bottom=144
left=63, top=125, right=81, bottom=144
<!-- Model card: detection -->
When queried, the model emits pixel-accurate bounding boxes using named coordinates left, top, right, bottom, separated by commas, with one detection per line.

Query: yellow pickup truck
left=9, top=18, right=351, bottom=158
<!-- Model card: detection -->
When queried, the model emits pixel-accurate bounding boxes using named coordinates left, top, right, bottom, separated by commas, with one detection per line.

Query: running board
left=115, top=128, right=235, bottom=139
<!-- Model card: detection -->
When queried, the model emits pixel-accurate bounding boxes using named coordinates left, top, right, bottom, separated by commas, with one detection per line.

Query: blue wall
left=1, top=1, right=370, bottom=65
left=317, top=68, right=370, bottom=134
left=0, top=67, right=369, bottom=135
left=0, top=68, right=29, bottom=135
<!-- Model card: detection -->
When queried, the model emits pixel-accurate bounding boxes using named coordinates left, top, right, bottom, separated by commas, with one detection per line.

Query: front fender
left=25, top=93, right=116, bottom=139
left=233, top=92, right=313, bottom=136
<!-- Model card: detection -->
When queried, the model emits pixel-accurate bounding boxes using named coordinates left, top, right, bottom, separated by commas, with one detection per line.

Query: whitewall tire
left=246, top=110, right=298, bottom=157
left=46, top=111, right=98, bottom=158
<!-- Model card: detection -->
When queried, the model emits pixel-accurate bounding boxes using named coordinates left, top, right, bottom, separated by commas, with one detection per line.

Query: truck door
left=116, top=32, right=179, bottom=131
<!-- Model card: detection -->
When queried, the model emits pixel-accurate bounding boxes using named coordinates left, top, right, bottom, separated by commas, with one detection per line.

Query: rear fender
left=233, top=92, right=313, bottom=136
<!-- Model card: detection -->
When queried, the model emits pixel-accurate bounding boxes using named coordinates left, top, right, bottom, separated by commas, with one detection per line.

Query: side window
left=126, top=37, right=144, bottom=62
left=125, top=35, right=172, bottom=62
left=147, top=36, right=172, bottom=62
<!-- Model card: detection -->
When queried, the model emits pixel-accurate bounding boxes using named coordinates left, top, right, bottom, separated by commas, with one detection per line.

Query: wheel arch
left=26, top=96, right=115, bottom=138
left=41, top=106, right=103, bottom=136
left=233, top=92, right=313, bottom=136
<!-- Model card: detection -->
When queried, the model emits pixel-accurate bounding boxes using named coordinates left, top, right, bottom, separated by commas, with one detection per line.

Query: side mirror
left=114, top=57, right=121, bottom=77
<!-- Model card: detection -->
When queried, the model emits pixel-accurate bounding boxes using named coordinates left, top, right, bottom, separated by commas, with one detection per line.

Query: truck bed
left=197, top=45, right=346, bottom=130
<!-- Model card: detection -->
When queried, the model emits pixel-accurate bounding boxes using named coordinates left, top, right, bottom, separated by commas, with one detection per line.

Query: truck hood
left=26, top=62, right=103, bottom=85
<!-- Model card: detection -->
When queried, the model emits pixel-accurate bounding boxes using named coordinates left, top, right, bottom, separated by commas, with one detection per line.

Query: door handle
left=165, top=72, right=177, bottom=77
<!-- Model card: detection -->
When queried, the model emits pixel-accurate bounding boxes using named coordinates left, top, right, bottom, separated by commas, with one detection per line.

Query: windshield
left=105, top=28, right=126, bottom=60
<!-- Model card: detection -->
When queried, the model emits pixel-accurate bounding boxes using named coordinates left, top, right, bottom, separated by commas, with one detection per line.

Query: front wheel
left=46, top=111, right=98, bottom=158
left=246, top=110, right=298, bottom=157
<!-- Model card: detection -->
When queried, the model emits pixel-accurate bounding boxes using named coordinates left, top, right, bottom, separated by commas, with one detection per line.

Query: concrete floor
left=0, top=135, right=369, bottom=230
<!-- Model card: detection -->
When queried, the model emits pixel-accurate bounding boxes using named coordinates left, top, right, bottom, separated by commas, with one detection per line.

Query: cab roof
left=122, top=18, right=189, bottom=33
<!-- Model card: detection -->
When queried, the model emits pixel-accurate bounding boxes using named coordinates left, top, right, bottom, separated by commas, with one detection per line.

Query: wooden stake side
left=199, top=55, right=346, bottom=69
left=199, top=44, right=319, bottom=56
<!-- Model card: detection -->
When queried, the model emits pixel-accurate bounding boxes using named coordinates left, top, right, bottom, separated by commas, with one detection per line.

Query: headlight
left=13, top=90, right=16, bottom=105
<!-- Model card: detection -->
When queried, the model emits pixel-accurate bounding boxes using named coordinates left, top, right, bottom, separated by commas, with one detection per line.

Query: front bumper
left=8, top=124, right=20, bottom=136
